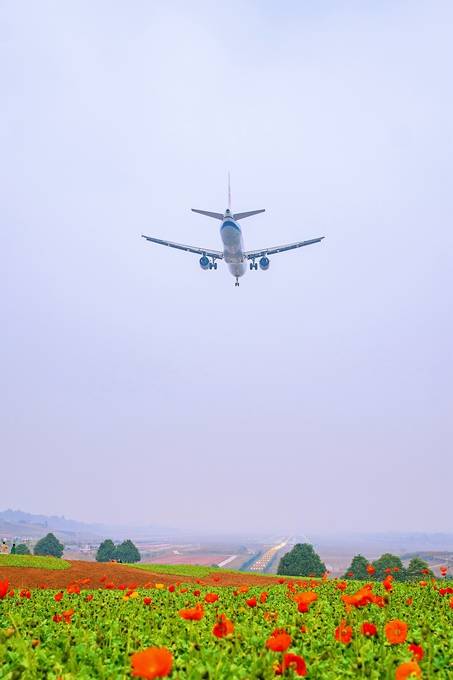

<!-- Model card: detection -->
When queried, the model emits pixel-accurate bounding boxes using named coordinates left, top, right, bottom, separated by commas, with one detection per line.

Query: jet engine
left=259, top=256, right=270, bottom=271
left=199, top=256, right=210, bottom=270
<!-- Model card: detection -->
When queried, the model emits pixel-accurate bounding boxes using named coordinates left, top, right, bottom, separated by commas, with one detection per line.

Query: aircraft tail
left=234, top=209, right=265, bottom=220
left=191, top=209, right=223, bottom=220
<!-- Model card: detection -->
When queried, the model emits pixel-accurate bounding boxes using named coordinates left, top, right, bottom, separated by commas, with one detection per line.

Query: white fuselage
left=220, top=211, right=247, bottom=279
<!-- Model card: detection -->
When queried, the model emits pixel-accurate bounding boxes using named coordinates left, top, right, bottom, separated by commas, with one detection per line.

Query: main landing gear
left=235, top=277, right=240, bottom=287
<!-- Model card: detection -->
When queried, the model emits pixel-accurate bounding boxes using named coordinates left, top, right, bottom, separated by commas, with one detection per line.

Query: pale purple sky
left=1, top=1, right=452, bottom=535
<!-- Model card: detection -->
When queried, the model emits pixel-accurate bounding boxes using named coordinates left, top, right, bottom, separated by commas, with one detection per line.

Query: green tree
left=33, top=533, right=64, bottom=558
left=96, top=539, right=116, bottom=563
left=277, top=543, right=326, bottom=577
left=15, top=544, right=31, bottom=555
left=114, top=539, right=141, bottom=564
left=343, top=554, right=369, bottom=580
left=372, top=553, right=406, bottom=581
left=406, top=557, right=433, bottom=580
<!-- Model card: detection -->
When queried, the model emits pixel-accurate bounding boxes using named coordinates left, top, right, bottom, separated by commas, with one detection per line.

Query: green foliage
left=96, top=539, right=116, bottom=563
left=372, top=553, right=406, bottom=581
left=33, top=532, right=64, bottom=558
left=0, top=554, right=70, bottom=569
left=406, top=556, right=433, bottom=580
left=0, top=577, right=451, bottom=678
left=115, top=539, right=141, bottom=563
left=343, top=554, right=369, bottom=580
left=277, top=543, right=326, bottom=577
left=130, top=563, right=237, bottom=578
left=15, top=544, right=31, bottom=555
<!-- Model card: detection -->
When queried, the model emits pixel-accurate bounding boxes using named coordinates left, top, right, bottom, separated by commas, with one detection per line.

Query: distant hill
left=0, top=509, right=181, bottom=544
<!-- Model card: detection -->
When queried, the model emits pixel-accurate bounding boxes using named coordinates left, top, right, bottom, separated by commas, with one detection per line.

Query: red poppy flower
left=204, top=593, right=219, bottom=604
left=168, top=585, right=175, bottom=593
left=66, top=584, right=80, bottom=595
left=212, top=614, right=234, bottom=638
left=361, top=622, right=377, bottom=637
left=440, top=566, right=448, bottom=577
left=143, top=597, right=152, bottom=606
left=408, top=643, right=424, bottom=661
left=8, top=590, right=14, bottom=597
left=385, top=619, right=408, bottom=644
left=419, top=581, right=428, bottom=587
left=266, top=629, right=292, bottom=652
left=131, top=646, right=173, bottom=679
left=246, top=597, right=257, bottom=608
left=260, top=591, right=268, bottom=603
left=366, top=564, right=376, bottom=575
left=212, top=575, right=220, bottom=582
left=421, top=568, right=429, bottom=575
left=300, top=625, right=308, bottom=633
left=335, top=620, right=353, bottom=644
left=85, top=594, right=93, bottom=602
left=393, top=567, right=400, bottom=572
left=20, top=589, right=31, bottom=599
left=193, top=589, right=201, bottom=597
left=439, top=587, right=453, bottom=596
left=347, top=571, right=353, bottom=578
left=336, top=581, right=347, bottom=591
left=62, top=609, right=74, bottom=624
left=54, top=591, right=63, bottom=602
left=395, top=661, right=422, bottom=680
left=385, top=568, right=392, bottom=574
left=0, top=579, right=10, bottom=599
left=275, top=653, right=307, bottom=676
left=405, top=597, right=413, bottom=606
left=297, top=602, right=309, bottom=613
left=383, top=578, right=393, bottom=593
left=52, top=613, right=62, bottom=623
left=179, top=604, right=204, bottom=620
left=449, top=597, right=453, bottom=609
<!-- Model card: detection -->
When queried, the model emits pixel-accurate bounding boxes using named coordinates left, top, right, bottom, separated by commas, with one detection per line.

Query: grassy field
left=0, top=554, right=71, bottom=570
left=0, top=574, right=451, bottom=678
left=129, top=563, right=237, bottom=578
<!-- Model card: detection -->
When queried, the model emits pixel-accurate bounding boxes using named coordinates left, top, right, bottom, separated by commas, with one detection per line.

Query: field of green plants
left=0, top=575, right=452, bottom=679
left=0, top=555, right=70, bottom=570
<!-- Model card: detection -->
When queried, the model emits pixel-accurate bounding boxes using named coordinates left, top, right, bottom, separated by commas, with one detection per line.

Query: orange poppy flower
left=212, top=614, right=234, bottom=638
left=265, top=629, right=292, bottom=652
left=131, top=647, right=173, bottom=679
left=246, top=597, right=257, bottom=607
left=408, top=644, right=424, bottom=661
left=385, top=619, right=408, bottom=644
left=336, top=581, right=347, bottom=591
left=212, top=576, right=220, bottom=582
left=366, top=564, right=376, bottom=575
left=54, top=591, right=64, bottom=602
left=259, top=591, right=268, bottom=603
left=449, top=597, right=453, bottom=609
left=384, top=578, right=393, bottom=593
left=361, top=622, right=378, bottom=637
left=440, top=566, right=448, bottom=577
left=204, top=593, right=219, bottom=604
left=179, top=604, right=204, bottom=621
left=395, top=661, right=422, bottom=679
left=406, top=597, right=413, bottom=606
left=143, top=597, right=152, bottom=606
left=66, top=584, right=80, bottom=595
left=275, top=653, right=307, bottom=676
left=85, top=594, right=93, bottom=602
left=62, top=609, right=74, bottom=624
left=335, top=620, right=353, bottom=644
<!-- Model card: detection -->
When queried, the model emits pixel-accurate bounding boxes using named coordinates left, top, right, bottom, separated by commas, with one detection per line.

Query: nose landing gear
left=235, top=277, right=240, bottom=287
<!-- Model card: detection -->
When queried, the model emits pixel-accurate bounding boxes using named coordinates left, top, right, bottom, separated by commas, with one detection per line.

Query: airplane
left=142, top=179, right=325, bottom=286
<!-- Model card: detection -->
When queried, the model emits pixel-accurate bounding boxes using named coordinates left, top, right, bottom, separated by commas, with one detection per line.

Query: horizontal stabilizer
left=234, top=209, right=265, bottom=221
left=191, top=209, right=223, bottom=220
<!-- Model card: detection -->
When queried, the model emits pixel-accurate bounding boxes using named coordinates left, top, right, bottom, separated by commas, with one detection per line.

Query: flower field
left=0, top=572, right=452, bottom=679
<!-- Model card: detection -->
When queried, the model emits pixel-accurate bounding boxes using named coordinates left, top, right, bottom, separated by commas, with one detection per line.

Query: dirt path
left=0, top=560, right=284, bottom=589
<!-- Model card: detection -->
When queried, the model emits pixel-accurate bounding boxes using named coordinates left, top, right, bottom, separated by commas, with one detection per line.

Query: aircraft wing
left=141, top=235, right=224, bottom=260
left=244, top=236, right=325, bottom=259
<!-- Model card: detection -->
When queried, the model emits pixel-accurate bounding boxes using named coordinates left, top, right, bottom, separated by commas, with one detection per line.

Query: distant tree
left=406, top=557, right=433, bottom=580
left=115, top=539, right=141, bottom=564
left=343, top=554, right=369, bottom=580
left=34, top=533, right=64, bottom=558
left=15, top=544, right=31, bottom=555
left=96, top=539, right=116, bottom=562
left=372, top=553, right=406, bottom=581
left=277, top=543, right=326, bottom=577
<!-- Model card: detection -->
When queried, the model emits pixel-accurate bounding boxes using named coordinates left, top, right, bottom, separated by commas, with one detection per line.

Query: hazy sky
left=2, top=1, right=452, bottom=536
